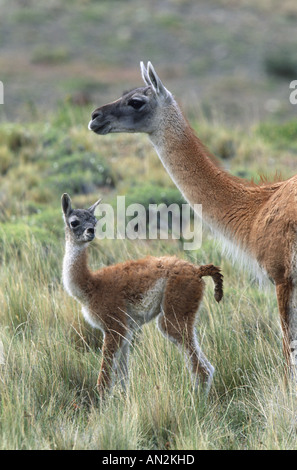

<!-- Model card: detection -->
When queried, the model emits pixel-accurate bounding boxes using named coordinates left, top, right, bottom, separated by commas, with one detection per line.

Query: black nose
left=86, top=227, right=95, bottom=235
left=91, top=109, right=100, bottom=120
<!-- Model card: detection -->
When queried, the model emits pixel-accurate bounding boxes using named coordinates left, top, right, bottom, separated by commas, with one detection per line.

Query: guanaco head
left=88, top=61, right=173, bottom=135
left=61, top=193, right=102, bottom=244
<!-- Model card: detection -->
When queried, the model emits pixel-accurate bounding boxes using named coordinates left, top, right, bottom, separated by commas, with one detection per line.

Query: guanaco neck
left=149, top=103, right=275, bottom=249
left=62, top=235, right=94, bottom=302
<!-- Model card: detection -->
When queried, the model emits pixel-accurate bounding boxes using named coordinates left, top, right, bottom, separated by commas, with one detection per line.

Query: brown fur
left=69, top=251, right=222, bottom=397
left=88, top=62, right=297, bottom=374
left=61, top=195, right=223, bottom=397
left=155, top=114, right=297, bottom=373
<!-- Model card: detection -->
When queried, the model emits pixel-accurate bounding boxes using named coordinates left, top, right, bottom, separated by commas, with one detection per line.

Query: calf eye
left=70, top=220, right=80, bottom=228
left=128, top=99, right=144, bottom=110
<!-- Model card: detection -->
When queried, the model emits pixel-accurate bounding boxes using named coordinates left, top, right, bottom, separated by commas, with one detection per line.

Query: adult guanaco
left=88, top=61, right=297, bottom=377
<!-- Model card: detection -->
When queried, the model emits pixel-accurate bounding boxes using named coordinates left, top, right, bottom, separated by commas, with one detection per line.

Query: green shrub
left=264, top=44, right=297, bottom=78
left=28, top=207, right=63, bottom=239
left=255, top=120, right=297, bottom=146
left=123, top=183, right=184, bottom=208
left=0, top=145, right=14, bottom=174
left=44, top=152, right=115, bottom=195
left=0, top=126, right=37, bottom=155
left=0, top=222, right=55, bottom=258
left=107, top=183, right=190, bottom=238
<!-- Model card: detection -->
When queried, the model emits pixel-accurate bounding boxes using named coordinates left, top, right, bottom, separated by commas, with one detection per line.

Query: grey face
left=67, top=209, right=97, bottom=243
left=61, top=193, right=101, bottom=244
left=88, top=61, right=173, bottom=136
left=88, top=86, right=159, bottom=135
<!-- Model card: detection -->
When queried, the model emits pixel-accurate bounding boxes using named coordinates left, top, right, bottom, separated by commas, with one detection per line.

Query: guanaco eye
left=70, top=220, right=80, bottom=228
left=128, top=99, right=144, bottom=110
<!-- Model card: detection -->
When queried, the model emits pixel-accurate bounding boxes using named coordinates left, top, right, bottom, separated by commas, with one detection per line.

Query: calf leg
left=97, top=330, right=125, bottom=398
left=157, top=308, right=214, bottom=394
left=114, top=329, right=135, bottom=392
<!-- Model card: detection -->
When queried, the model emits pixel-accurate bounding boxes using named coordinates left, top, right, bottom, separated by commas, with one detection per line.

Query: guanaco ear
left=141, top=61, right=171, bottom=101
left=88, top=198, right=102, bottom=215
left=140, top=61, right=151, bottom=86
left=61, top=193, right=72, bottom=217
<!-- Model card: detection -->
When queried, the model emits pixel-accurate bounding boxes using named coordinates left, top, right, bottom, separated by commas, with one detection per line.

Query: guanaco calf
left=61, top=193, right=223, bottom=397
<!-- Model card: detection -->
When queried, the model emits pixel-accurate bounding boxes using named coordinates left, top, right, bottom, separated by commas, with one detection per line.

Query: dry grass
left=0, top=231, right=296, bottom=450
left=1, top=103, right=297, bottom=449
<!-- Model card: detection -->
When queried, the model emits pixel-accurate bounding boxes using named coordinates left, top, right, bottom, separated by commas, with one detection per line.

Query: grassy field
left=1, top=101, right=297, bottom=450
left=2, top=0, right=297, bottom=451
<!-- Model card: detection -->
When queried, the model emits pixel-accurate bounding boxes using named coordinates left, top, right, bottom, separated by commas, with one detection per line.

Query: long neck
left=149, top=103, right=272, bottom=248
left=62, top=238, right=94, bottom=302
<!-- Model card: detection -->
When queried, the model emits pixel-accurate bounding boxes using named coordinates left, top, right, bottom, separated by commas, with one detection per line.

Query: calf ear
left=88, top=198, right=102, bottom=215
left=61, top=193, right=72, bottom=217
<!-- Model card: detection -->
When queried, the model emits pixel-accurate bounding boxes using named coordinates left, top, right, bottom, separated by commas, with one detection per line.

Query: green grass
left=1, top=106, right=297, bottom=449
left=0, top=234, right=295, bottom=450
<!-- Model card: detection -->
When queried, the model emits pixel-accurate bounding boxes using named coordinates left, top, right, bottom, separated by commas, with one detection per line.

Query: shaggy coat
left=62, top=193, right=223, bottom=397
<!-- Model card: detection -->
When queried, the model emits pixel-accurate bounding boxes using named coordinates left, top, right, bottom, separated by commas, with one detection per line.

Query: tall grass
left=1, top=110, right=297, bottom=449
left=0, top=232, right=296, bottom=450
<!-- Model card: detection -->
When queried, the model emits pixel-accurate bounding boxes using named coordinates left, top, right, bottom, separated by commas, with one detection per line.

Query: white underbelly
left=128, top=277, right=167, bottom=327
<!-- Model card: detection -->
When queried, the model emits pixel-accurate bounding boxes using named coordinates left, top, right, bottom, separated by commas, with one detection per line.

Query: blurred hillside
left=1, top=0, right=297, bottom=125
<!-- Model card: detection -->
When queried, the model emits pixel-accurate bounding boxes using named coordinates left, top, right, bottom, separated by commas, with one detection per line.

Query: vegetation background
left=1, top=0, right=297, bottom=450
